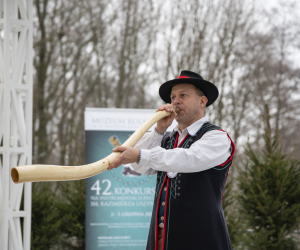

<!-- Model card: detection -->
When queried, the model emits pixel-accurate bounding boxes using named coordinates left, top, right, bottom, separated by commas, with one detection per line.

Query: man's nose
left=172, top=96, right=181, bottom=105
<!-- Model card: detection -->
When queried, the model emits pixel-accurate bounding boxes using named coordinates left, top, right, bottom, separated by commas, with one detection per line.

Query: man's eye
left=171, top=96, right=175, bottom=100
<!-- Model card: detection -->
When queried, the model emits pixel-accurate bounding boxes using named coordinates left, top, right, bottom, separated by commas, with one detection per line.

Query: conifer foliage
left=31, top=183, right=61, bottom=250
left=56, top=180, right=85, bottom=250
left=238, top=105, right=300, bottom=249
left=223, top=173, right=243, bottom=249
left=31, top=180, right=85, bottom=249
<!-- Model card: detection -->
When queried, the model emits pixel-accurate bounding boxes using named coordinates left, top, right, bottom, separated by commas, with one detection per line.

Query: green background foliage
left=31, top=181, right=85, bottom=250
left=237, top=107, right=300, bottom=249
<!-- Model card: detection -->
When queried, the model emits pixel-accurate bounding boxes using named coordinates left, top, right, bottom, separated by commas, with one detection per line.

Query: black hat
left=159, top=70, right=219, bottom=107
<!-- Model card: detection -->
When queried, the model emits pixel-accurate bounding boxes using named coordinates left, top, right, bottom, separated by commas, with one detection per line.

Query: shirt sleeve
left=133, top=130, right=231, bottom=173
left=129, top=129, right=164, bottom=175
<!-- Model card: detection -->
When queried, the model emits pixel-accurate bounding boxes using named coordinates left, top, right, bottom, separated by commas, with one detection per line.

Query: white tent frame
left=0, top=0, right=33, bottom=249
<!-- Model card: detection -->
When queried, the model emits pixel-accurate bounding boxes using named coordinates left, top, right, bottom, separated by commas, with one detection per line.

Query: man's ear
left=199, top=96, right=208, bottom=108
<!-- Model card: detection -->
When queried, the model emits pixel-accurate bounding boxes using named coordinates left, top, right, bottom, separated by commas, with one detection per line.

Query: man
left=108, top=70, right=235, bottom=250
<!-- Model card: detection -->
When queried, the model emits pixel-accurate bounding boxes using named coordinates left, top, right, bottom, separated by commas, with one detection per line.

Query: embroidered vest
left=146, top=122, right=235, bottom=250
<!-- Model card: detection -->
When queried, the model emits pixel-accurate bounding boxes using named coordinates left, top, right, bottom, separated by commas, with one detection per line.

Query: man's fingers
left=109, top=147, right=127, bottom=170
left=156, top=104, right=174, bottom=113
left=108, top=157, right=122, bottom=170
left=112, top=146, right=127, bottom=152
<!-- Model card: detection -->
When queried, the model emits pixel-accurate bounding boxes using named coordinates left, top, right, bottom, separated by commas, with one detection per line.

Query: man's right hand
left=155, top=104, right=177, bottom=134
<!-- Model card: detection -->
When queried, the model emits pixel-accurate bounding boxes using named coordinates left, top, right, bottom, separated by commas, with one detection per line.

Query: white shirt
left=130, top=116, right=232, bottom=176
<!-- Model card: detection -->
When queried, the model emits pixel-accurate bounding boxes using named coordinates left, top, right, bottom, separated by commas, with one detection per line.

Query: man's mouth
left=174, top=107, right=183, bottom=113
left=174, top=107, right=180, bottom=113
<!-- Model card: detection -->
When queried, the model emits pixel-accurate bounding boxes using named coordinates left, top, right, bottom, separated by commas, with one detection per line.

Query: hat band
left=177, top=75, right=190, bottom=79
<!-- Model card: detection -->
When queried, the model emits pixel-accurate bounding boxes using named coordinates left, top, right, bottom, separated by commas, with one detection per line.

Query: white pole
left=0, top=0, right=33, bottom=249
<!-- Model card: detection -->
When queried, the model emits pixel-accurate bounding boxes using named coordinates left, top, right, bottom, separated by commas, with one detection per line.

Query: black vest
left=146, top=122, right=235, bottom=250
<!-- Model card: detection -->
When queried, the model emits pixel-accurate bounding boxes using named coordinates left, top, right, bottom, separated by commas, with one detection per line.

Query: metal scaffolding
left=0, top=0, right=33, bottom=249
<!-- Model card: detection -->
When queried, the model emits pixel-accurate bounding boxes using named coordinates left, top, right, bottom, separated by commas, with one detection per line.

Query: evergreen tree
left=223, top=171, right=244, bottom=249
left=56, top=180, right=85, bottom=250
left=238, top=105, right=300, bottom=249
left=31, top=183, right=61, bottom=250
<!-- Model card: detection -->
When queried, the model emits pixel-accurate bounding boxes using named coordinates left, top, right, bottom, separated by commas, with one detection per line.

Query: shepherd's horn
left=11, top=109, right=177, bottom=184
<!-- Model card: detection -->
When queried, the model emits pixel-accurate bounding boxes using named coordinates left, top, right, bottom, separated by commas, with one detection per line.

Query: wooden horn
left=11, top=110, right=176, bottom=184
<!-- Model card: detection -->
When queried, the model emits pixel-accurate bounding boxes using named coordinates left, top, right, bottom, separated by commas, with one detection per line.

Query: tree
left=31, top=183, right=61, bottom=250
left=222, top=172, right=243, bottom=249
left=158, top=0, right=257, bottom=148
left=237, top=105, right=300, bottom=249
left=33, top=0, right=160, bottom=167
left=31, top=180, right=85, bottom=250
left=56, top=180, right=86, bottom=250
left=33, top=0, right=95, bottom=165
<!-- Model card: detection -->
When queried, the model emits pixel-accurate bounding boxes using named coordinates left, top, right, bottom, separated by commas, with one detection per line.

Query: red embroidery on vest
left=217, top=129, right=236, bottom=203
left=158, top=132, right=190, bottom=249
left=217, top=130, right=235, bottom=166
left=155, top=175, right=167, bottom=250
left=174, top=133, right=189, bottom=148
left=162, top=178, right=170, bottom=250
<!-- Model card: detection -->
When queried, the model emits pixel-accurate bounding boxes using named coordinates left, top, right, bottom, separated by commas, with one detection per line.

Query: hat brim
left=159, top=78, right=219, bottom=107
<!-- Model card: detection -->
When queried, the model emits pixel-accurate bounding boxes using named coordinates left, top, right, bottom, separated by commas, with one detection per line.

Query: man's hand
left=155, top=104, right=177, bottom=134
left=108, top=146, right=140, bottom=170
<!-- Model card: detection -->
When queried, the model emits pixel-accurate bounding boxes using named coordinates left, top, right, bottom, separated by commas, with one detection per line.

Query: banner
left=85, top=108, right=176, bottom=249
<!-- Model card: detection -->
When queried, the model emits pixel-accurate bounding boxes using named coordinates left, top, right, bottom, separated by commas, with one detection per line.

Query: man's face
left=170, top=83, right=206, bottom=125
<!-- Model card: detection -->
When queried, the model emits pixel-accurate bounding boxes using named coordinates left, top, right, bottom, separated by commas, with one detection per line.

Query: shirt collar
left=174, top=116, right=209, bottom=136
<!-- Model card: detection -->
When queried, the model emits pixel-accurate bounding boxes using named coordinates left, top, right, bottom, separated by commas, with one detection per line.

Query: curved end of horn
left=11, top=167, right=20, bottom=183
left=9, top=155, right=117, bottom=184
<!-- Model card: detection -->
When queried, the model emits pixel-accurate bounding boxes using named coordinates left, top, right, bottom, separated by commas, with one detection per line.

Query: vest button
left=178, top=174, right=181, bottom=177
left=177, top=193, right=180, bottom=196
left=178, top=180, right=181, bottom=183
left=178, top=187, right=180, bottom=190
left=161, top=216, right=164, bottom=220
left=162, top=202, right=165, bottom=206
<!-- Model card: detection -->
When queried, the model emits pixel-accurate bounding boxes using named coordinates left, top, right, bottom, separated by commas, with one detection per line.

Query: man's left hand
left=108, top=146, right=140, bottom=170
